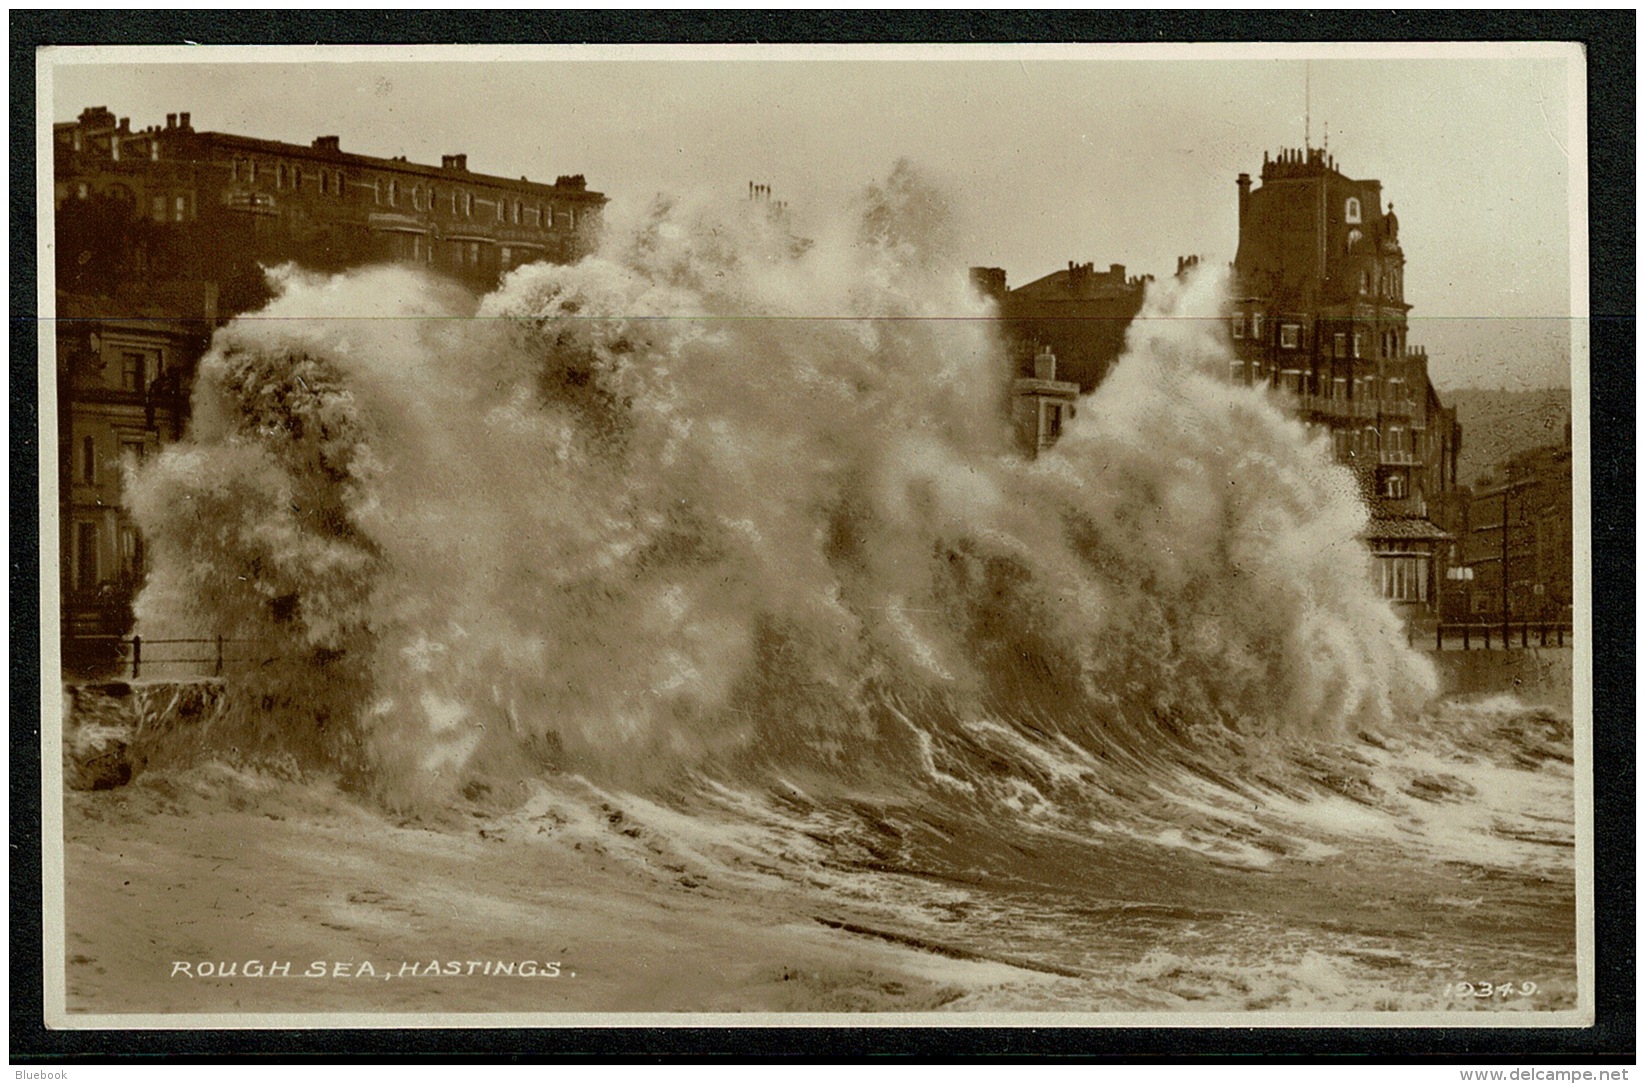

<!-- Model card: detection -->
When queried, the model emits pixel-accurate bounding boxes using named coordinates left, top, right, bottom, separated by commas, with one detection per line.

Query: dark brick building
left=52, top=107, right=605, bottom=660
left=972, top=260, right=1149, bottom=394
left=1451, top=426, right=1574, bottom=627
left=1229, top=146, right=1463, bottom=617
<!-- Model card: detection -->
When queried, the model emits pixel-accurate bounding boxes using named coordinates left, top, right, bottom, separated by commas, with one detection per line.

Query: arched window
left=1346, top=228, right=1363, bottom=252
left=292, top=165, right=302, bottom=190
left=388, top=179, right=398, bottom=206
left=1345, top=196, right=1361, bottom=224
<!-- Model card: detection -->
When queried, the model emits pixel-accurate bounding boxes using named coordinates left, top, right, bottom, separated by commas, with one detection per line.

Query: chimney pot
left=179, top=112, right=190, bottom=129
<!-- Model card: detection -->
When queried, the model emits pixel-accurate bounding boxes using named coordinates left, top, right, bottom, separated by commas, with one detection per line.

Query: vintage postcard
left=36, top=42, right=1591, bottom=1029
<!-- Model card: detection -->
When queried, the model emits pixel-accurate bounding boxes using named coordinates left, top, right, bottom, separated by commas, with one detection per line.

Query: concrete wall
left=1426, top=648, right=1575, bottom=709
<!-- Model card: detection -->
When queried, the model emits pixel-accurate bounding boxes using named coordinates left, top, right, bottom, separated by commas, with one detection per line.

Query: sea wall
left=1426, top=648, right=1575, bottom=709
left=61, top=681, right=226, bottom=790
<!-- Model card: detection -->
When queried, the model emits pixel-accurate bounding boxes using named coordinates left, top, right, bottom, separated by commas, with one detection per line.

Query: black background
left=10, top=9, right=1634, bottom=1064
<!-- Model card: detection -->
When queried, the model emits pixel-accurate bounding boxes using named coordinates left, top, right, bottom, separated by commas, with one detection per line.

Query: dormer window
left=1345, top=196, right=1361, bottom=224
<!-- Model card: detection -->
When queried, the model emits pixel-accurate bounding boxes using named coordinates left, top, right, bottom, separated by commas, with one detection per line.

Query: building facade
left=1010, top=345, right=1080, bottom=458
left=1229, top=147, right=1462, bottom=617
left=973, top=261, right=1150, bottom=393
left=53, top=107, right=605, bottom=661
left=54, top=107, right=605, bottom=293
left=1453, top=428, right=1574, bottom=627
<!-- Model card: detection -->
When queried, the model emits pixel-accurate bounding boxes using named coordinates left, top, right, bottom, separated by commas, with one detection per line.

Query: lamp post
left=1500, top=483, right=1510, bottom=647
left=1446, top=564, right=1474, bottom=648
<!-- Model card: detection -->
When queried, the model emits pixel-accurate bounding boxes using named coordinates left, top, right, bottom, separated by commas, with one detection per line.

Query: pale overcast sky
left=45, top=45, right=1581, bottom=389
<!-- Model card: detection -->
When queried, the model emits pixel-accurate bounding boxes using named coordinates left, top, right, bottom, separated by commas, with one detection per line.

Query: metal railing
left=1418, top=622, right=1573, bottom=651
left=62, top=634, right=278, bottom=681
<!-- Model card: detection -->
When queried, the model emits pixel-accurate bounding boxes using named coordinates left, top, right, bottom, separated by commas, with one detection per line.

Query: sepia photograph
left=35, top=40, right=1592, bottom=1030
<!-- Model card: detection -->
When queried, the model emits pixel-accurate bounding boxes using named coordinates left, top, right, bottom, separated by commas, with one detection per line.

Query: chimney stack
left=166, top=113, right=176, bottom=129
left=441, top=153, right=467, bottom=171
left=179, top=112, right=190, bottom=129
left=314, top=135, right=341, bottom=153
left=1034, top=345, right=1057, bottom=382
left=1237, top=172, right=1252, bottom=230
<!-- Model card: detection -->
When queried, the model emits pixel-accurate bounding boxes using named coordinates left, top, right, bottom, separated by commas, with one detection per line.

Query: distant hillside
left=1444, top=388, right=1572, bottom=485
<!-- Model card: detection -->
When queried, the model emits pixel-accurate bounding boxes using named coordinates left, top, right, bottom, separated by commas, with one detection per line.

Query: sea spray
left=126, top=164, right=1435, bottom=809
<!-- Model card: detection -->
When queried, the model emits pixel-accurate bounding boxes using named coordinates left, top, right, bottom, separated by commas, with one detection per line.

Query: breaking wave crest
left=127, top=164, right=1436, bottom=812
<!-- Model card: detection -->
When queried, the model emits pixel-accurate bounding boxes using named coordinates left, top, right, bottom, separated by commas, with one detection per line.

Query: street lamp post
left=1500, top=484, right=1510, bottom=647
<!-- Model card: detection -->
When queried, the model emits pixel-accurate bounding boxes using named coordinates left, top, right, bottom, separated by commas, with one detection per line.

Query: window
left=1378, top=553, right=1428, bottom=602
left=1046, top=402, right=1063, bottom=442
left=1347, top=228, right=1362, bottom=252
left=1251, top=312, right=1264, bottom=341
left=277, top=164, right=286, bottom=189
left=373, top=180, right=381, bottom=205
left=412, top=186, right=421, bottom=211
left=249, top=160, right=257, bottom=184
left=76, top=183, right=89, bottom=200
left=292, top=165, right=302, bottom=190
left=468, top=241, right=480, bottom=265
left=513, top=199, right=521, bottom=224
left=76, top=522, right=98, bottom=589
left=119, top=527, right=142, bottom=582
left=500, top=246, right=512, bottom=266
left=121, top=352, right=145, bottom=391
left=428, top=186, right=436, bottom=212
left=1230, top=314, right=1244, bottom=339
left=1345, top=196, right=1361, bottom=224
left=1351, top=332, right=1363, bottom=358
left=122, top=437, right=146, bottom=464
left=1333, top=332, right=1347, bottom=358
left=464, top=191, right=473, bottom=217
left=388, top=179, right=398, bottom=207
left=1280, top=324, right=1300, bottom=349
left=173, top=195, right=187, bottom=222
left=1359, top=270, right=1370, bottom=293
left=150, top=141, right=159, bottom=161
left=81, top=436, right=96, bottom=484
left=151, top=195, right=165, bottom=221
left=231, top=159, right=240, bottom=182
